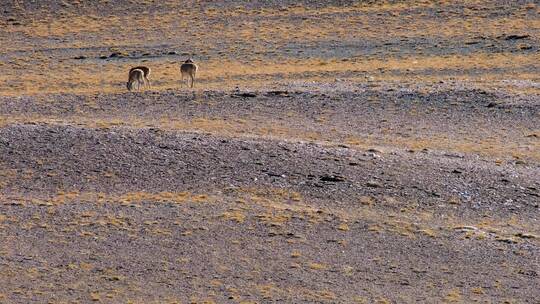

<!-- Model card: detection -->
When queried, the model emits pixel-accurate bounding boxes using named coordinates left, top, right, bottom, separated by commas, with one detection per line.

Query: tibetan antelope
left=129, top=66, right=151, bottom=88
left=180, top=58, right=198, bottom=88
left=126, top=68, right=145, bottom=91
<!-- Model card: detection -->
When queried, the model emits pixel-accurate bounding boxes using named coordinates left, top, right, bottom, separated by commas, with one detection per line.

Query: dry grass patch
left=308, top=262, right=328, bottom=271
left=220, top=210, right=246, bottom=223
left=337, top=223, right=350, bottom=231
left=0, top=191, right=217, bottom=206
left=1, top=52, right=538, bottom=96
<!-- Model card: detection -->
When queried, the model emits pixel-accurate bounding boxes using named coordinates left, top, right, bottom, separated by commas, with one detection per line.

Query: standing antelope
left=129, top=66, right=151, bottom=88
left=180, top=58, right=198, bottom=88
left=126, top=68, right=145, bottom=91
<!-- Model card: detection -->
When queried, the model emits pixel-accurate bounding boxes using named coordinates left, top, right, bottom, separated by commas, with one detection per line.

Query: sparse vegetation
left=0, top=0, right=538, bottom=303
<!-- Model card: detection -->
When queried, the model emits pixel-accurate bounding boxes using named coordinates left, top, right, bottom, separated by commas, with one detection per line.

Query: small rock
left=515, top=232, right=537, bottom=239
left=232, top=92, right=257, bottom=98
left=265, top=90, right=290, bottom=97
left=367, top=148, right=382, bottom=153
left=444, top=153, right=464, bottom=158
left=266, top=172, right=285, bottom=178
left=453, top=226, right=478, bottom=231
left=74, top=55, right=87, bottom=60
left=366, top=180, right=382, bottom=188
left=486, top=102, right=497, bottom=108
left=364, top=152, right=381, bottom=158
left=495, top=237, right=518, bottom=244
left=504, top=34, right=529, bottom=40
left=518, top=269, right=538, bottom=277
left=320, top=175, right=346, bottom=182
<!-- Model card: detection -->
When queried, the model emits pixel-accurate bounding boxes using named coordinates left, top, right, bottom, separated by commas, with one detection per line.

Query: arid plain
left=0, top=1, right=539, bottom=303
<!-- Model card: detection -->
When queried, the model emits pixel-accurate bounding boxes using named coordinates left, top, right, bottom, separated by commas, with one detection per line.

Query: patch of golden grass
left=7, top=1, right=535, bottom=51
left=257, top=283, right=285, bottom=300
left=220, top=210, right=246, bottom=223
left=337, top=223, right=350, bottom=231
left=443, top=289, right=462, bottom=303
left=234, top=186, right=539, bottom=243
left=471, top=287, right=485, bottom=295
left=1, top=51, right=538, bottom=96
left=383, top=134, right=540, bottom=163
left=290, top=250, right=302, bottom=258
left=358, top=196, right=375, bottom=206
left=3, top=109, right=538, bottom=163
left=308, top=262, right=328, bottom=270
left=2, top=181, right=538, bottom=248
left=256, top=210, right=292, bottom=227
left=0, top=191, right=216, bottom=206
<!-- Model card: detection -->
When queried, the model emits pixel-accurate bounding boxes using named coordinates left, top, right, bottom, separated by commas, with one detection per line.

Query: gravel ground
left=0, top=0, right=539, bottom=303
left=1, top=86, right=539, bottom=303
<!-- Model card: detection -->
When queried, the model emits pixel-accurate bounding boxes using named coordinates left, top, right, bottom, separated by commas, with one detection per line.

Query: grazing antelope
left=126, top=68, right=145, bottom=91
left=180, top=58, right=198, bottom=88
left=129, top=66, right=151, bottom=88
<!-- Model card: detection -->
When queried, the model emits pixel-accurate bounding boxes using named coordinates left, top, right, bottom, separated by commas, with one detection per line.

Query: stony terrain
left=0, top=1, right=539, bottom=303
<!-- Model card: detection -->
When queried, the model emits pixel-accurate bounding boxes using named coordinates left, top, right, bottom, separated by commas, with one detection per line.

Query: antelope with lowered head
left=126, top=68, right=145, bottom=91
left=129, top=66, right=151, bottom=88
left=180, top=58, right=198, bottom=88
